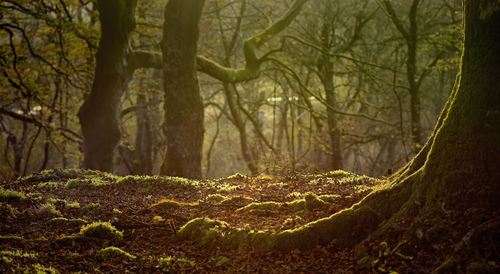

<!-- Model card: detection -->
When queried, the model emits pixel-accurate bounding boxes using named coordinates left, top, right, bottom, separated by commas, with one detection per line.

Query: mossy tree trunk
left=159, top=0, right=205, bottom=178
left=78, top=0, right=137, bottom=172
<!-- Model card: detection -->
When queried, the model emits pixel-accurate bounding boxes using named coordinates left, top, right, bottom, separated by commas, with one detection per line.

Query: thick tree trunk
left=78, top=0, right=137, bottom=172
left=160, top=0, right=205, bottom=178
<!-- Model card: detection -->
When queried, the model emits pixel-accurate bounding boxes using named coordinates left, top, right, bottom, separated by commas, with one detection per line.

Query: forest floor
left=0, top=169, right=453, bottom=273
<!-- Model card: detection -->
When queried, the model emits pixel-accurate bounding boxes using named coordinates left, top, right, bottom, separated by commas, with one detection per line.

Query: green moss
left=177, top=217, right=227, bottom=244
left=214, top=256, right=231, bottom=266
left=283, top=216, right=302, bottom=226
left=64, top=201, right=80, bottom=209
left=0, top=187, right=26, bottom=202
left=117, top=175, right=200, bottom=193
left=205, top=194, right=226, bottom=203
left=235, top=201, right=281, bottom=213
left=151, top=199, right=181, bottom=210
left=326, top=170, right=357, bottom=178
left=49, top=217, right=87, bottom=227
left=152, top=199, right=198, bottom=212
left=12, top=263, right=57, bottom=274
left=82, top=202, right=100, bottom=215
left=0, top=203, right=18, bottom=215
left=219, top=196, right=255, bottom=207
left=287, top=192, right=303, bottom=198
left=64, top=178, right=92, bottom=188
left=0, top=250, right=37, bottom=258
left=318, top=194, right=341, bottom=201
left=37, top=203, right=62, bottom=218
left=0, top=235, right=24, bottom=244
left=304, top=192, right=327, bottom=210
left=285, top=199, right=306, bottom=212
left=227, top=173, right=247, bottom=180
left=216, top=182, right=242, bottom=192
left=97, top=246, right=136, bottom=261
left=157, top=256, right=195, bottom=270
left=80, top=221, right=123, bottom=241
left=33, top=182, right=59, bottom=189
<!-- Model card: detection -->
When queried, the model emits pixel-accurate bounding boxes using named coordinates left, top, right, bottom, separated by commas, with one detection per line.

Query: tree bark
left=78, top=0, right=137, bottom=172
left=159, top=0, right=205, bottom=178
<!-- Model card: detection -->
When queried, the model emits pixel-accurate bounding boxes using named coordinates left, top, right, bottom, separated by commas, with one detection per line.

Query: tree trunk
left=318, top=11, right=343, bottom=170
left=160, top=0, right=205, bottom=178
left=78, top=0, right=137, bottom=172
left=224, top=84, right=259, bottom=176
left=134, top=89, right=154, bottom=175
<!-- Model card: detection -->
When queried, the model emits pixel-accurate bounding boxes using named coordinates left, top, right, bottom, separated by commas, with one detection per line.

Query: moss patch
left=219, top=196, right=255, bottom=207
left=49, top=217, right=87, bottom=228
left=236, top=201, right=282, bottom=213
left=97, top=246, right=136, bottom=261
left=0, top=187, right=26, bottom=202
left=80, top=221, right=123, bottom=241
left=205, top=194, right=226, bottom=203
left=37, top=203, right=62, bottom=218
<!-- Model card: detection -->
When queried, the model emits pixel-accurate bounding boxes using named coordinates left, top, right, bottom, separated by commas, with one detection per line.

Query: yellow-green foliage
left=97, top=246, right=136, bottom=261
left=235, top=201, right=282, bottom=213
left=0, top=187, right=26, bottom=202
left=49, top=217, right=87, bottom=227
left=80, top=221, right=123, bottom=241
left=205, top=194, right=226, bottom=203
left=37, top=203, right=62, bottom=218
left=0, top=203, right=18, bottom=215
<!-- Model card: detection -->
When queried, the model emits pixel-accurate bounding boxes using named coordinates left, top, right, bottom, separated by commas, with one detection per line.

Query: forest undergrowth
left=0, top=169, right=480, bottom=273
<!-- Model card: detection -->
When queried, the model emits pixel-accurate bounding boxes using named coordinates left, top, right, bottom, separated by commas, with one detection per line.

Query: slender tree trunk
left=160, top=0, right=205, bottom=178
left=78, top=0, right=137, bottom=172
left=223, top=84, right=259, bottom=176
left=318, top=12, right=342, bottom=170
left=134, top=89, right=154, bottom=175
